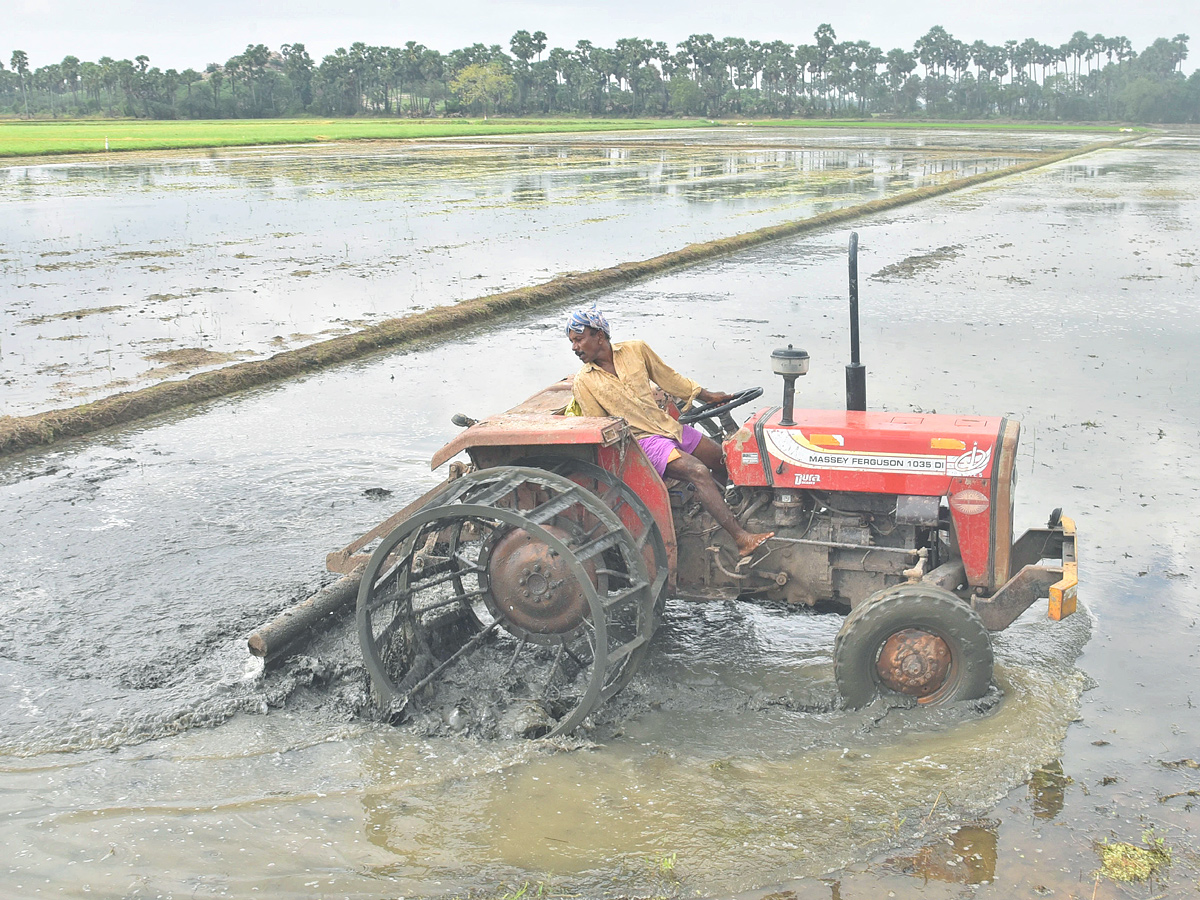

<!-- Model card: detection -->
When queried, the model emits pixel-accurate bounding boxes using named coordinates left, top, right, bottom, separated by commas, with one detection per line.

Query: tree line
left=3, top=25, right=1197, bottom=124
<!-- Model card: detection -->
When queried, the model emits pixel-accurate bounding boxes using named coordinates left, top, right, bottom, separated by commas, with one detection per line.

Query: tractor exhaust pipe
left=846, top=232, right=867, bottom=412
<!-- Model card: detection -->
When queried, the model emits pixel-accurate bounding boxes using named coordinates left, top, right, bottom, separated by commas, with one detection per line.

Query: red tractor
left=330, top=238, right=1078, bottom=737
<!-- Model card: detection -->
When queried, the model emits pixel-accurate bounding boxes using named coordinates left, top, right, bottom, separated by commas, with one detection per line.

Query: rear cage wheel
left=356, top=466, right=661, bottom=737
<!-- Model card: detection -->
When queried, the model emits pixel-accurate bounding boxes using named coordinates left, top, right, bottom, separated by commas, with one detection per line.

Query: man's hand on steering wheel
left=697, top=388, right=734, bottom=405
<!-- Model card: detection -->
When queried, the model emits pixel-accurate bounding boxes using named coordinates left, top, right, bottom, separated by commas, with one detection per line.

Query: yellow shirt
left=572, top=340, right=703, bottom=441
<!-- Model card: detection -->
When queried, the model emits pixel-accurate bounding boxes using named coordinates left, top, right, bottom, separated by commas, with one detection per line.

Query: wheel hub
left=876, top=628, right=952, bottom=698
left=486, top=525, right=593, bottom=638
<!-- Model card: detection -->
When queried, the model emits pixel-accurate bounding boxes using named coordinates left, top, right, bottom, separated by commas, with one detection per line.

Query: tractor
left=327, top=236, right=1078, bottom=737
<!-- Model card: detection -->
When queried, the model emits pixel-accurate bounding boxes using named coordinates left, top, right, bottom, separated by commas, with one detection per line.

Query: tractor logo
left=949, top=489, right=990, bottom=515
left=950, top=443, right=992, bottom=477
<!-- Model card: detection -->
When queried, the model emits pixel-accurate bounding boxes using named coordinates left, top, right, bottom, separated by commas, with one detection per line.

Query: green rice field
left=0, top=117, right=711, bottom=157
left=0, top=116, right=1134, bottom=157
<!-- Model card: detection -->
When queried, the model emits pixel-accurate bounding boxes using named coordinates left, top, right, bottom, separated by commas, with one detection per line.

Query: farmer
left=566, top=305, right=774, bottom=558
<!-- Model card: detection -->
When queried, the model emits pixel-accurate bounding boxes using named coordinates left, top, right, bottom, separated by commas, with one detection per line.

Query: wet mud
left=1, top=128, right=1199, bottom=898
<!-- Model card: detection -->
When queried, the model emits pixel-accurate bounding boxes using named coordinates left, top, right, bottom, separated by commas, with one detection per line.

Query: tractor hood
left=727, top=407, right=1008, bottom=495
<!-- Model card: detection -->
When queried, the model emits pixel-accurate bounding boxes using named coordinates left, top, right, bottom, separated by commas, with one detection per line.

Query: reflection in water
left=0, top=143, right=1026, bottom=200
left=1029, top=759, right=1068, bottom=820
left=886, top=823, right=998, bottom=884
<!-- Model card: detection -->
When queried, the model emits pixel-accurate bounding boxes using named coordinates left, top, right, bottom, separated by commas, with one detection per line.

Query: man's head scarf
left=566, top=304, right=610, bottom=337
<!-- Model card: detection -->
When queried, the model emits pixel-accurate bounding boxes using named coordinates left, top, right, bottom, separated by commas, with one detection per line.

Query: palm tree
left=10, top=50, right=30, bottom=116
left=80, top=60, right=103, bottom=111
left=224, top=54, right=243, bottom=114
left=205, top=62, right=224, bottom=115
left=60, top=55, right=80, bottom=108
left=615, top=37, right=654, bottom=112
left=914, top=26, right=952, bottom=77
left=1171, top=34, right=1190, bottom=72
left=1111, top=36, right=1134, bottom=65
left=280, top=43, right=314, bottom=109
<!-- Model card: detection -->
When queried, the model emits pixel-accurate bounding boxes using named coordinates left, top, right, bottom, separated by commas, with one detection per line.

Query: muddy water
left=0, top=127, right=1112, bottom=417
left=1, top=130, right=1198, bottom=898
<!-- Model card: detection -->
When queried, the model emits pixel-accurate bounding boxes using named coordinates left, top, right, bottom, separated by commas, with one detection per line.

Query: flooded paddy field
left=0, top=127, right=1114, bottom=417
left=2, top=128, right=1199, bottom=898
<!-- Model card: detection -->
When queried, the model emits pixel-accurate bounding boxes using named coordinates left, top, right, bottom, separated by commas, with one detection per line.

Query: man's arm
left=636, top=341, right=703, bottom=407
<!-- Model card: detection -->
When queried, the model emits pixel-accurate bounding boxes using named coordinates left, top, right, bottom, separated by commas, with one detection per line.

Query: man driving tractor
left=566, top=305, right=774, bottom=558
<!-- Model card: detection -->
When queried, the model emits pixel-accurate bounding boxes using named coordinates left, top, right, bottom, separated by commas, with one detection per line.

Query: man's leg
left=689, top=434, right=729, bottom=483
left=664, top=451, right=773, bottom=557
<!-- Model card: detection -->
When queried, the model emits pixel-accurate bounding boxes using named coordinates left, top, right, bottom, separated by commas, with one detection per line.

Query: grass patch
left=0, top=117, right=708, bottom=158
left=1097, top=831, right=1172, bottom=882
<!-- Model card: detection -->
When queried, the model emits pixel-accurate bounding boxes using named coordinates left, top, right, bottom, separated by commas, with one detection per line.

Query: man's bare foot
left=736, top=531, right=775, bottom=557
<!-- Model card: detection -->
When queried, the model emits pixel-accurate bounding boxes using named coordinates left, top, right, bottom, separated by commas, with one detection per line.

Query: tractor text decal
left=764, top=429, right=992, bottom=477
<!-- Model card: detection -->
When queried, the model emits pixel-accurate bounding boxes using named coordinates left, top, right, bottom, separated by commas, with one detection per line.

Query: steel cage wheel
left=833, top=583, right=994, bottom=709
left=513, top=455, right=668, bottom=700
left=356, top=466, right=656, bottom=736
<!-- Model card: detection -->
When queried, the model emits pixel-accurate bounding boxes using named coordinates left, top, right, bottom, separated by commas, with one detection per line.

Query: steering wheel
left=678, top=387, right=763, bottom=424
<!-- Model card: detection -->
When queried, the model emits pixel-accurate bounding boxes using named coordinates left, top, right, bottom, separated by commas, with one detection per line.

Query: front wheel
left=833, top=584, right=994, bottom=708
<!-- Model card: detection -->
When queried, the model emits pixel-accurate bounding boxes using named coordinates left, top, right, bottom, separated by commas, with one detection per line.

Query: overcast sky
left=8, top=0, right=1196, bottom=72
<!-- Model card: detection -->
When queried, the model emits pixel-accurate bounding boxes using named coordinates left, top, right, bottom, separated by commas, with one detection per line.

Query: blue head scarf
left=566, top=304, right=610, bottom=337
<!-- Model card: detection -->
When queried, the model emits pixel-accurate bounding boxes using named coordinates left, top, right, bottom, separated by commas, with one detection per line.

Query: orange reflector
left=931, top=437, right=967, bottom=450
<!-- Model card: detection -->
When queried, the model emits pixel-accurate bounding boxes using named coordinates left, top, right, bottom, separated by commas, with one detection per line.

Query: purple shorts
left=637, top=425, right=703, bottom=477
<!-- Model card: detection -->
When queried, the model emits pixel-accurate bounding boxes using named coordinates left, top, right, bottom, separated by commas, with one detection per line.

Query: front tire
left=834, top=584, right=993, bottom=708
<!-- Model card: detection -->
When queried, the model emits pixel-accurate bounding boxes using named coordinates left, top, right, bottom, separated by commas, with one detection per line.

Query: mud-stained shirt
left=572, top=340, right=703, bottom=441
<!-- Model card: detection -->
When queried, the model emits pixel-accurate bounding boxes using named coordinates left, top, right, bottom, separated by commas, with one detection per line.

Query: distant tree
left=915, top=26, right=951, bottom=77
left=60, top=55, right=81, bottom=107
left=11, top=50, right=30, bottom=116
left=205, top=63, right=224, bottom=114
left=510, top=31, right=536, bottom=111
left=280, top=43, right=314, bottom=108
left=847, top=40, right=883, bottom=113
left=1172, top=34, right=1190, bottom=72
left=225, top=54, right=243, bottom=113
left=812, top=22, right=837, bottom=107
left=449, top=61, right=514, bottom=117
left=510, top=30, right=535, bottom=64
left=178, top=67, right=202, bottom=112
left=615, top=37, right=654, bottom=112
left=3, top=24, right=1198, bottom=123
left=240, top=43, right=272, bottom=111
left=79, top=60, right=102, bottom=110
left=1136, top=37, right=1188, bottom=78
